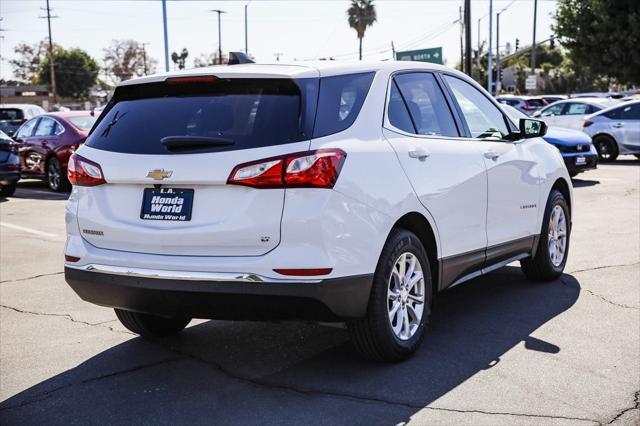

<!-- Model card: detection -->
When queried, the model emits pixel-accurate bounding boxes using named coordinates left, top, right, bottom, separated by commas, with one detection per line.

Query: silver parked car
left=583, top=100, right=640, bottom=162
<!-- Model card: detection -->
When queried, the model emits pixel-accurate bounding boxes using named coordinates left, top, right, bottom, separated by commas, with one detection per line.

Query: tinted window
left=87, top=78, right=319, bottom=155
left=619, top=103, right=640, bottom=120
left=444, top=75, right=509, bottom=139
left=394, top=73, right=458, bottom=137
left=526, top=99, right=544, bottom=107
left=14, top=118, right=39, bottom=139
left=0, top=108, right=24, bottom=121
left=387, top=81, right=415, bottom=133
left=67, top=115, right=97, bottom=131
left=313, top=72, right=374, bottom=138
left=541, top=103, right=565, bottom=116
left=566, top=103, right=590, bottom=115
left=34, top=118, right=56, bottom=136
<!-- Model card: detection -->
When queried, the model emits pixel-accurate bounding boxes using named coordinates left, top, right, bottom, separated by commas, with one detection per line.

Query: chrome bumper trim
left=64, top=263, right=323, bottom=284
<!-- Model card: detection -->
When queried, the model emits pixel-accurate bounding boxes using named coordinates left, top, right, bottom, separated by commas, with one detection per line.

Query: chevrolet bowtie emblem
left=146, top=169, right=173, bottom=180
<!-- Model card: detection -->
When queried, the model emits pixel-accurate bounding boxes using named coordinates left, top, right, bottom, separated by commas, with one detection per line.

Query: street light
left=210, top=9, right=226, bottom=64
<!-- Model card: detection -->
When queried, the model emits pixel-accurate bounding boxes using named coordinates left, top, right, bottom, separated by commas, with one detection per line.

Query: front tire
left=46, top=157, right=70, bottom=192
left=593, top=135, right=618, bottom=162
left=348, top=229, right=433, bottom=362
left=521, top=189, right=570, bottom=281
left=115, top=309, right=191, bottom=338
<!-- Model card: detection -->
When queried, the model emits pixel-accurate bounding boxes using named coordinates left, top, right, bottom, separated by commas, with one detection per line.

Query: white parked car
left=583, top=100, right=640, bottom=161
left=64, top=62, right=572, bottom=361
left=532, top=98, right=619, bottom=131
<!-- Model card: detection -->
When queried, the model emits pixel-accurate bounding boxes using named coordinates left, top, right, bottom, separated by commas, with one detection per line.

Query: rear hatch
left=76, top=73, right=319, bottom=256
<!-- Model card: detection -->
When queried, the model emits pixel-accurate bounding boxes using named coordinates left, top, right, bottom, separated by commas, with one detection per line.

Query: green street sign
left=396, top=47, right=443, bottom=65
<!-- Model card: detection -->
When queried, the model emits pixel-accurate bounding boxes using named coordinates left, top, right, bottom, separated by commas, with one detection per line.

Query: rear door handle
left=408, top=148, right=430, bottom=161
left=484, top=150, right=500, bottom=160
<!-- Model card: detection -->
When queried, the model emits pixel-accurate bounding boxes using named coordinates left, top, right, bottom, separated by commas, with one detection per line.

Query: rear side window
left=313, top=72, right=374, bottom=138
left=393, top=73, right=458, bottom=137
left=619, top=103, right=640, bottom=120
left=565, top=103, right=589, bottom=115
left=387, top=81, right=415, bottom=133
left=34, top=118, right=56, bottom=136
left=0, top=109, right=24, bottom=121
left=86, top=78, right=319, bottom=155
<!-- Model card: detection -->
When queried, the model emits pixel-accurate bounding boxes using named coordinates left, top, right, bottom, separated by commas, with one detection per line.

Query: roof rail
left=228, top=52, right=255, bottom=65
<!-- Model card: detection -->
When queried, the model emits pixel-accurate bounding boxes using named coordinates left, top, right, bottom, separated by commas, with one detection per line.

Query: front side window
left=14, top=118, right=39, bottom=139
left=444, top=75, right=509, bottom=139
left=393, top=73, right=458, bottom=137
left=541, top=103, right=565, bottom=117
left=619, top=103, right=640, bottom=120
left=566, top=103, right=590, bottom=115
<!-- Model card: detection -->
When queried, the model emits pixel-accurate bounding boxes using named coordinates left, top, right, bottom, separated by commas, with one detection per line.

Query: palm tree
left=347, top=0, right=377, bottom=61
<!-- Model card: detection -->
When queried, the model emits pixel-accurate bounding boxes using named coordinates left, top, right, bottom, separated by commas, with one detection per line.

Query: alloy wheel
left=548, top=205, right=567, bottom=267
left=387, top=252, right=425, bottom=340
left=48, top=160, right=61, bottom=191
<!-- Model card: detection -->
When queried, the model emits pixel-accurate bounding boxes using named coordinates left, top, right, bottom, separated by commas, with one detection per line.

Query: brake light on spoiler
left=228, top=149, right=346, bottom=189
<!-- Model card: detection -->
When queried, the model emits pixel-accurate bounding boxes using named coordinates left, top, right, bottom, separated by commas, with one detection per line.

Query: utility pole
left=391, top=41, right=396, bottom=60
left=141, top=42, right=150, bottom=75
left=162, top=0, right=169, bottom=72
left=464, top=0, right=471, bottom=76
left=40, top=0, right=58, bottom=105
left=458, top=6, right=464, bottom=72
left=487, top=0, right=493, bottom=93
left=531, top=0, right=538, bottom=73
left=245, top=1, right=252, bottom=55
left=495, top=12, right=501, bottom=96
left=210, top=9, right=226, bottom=64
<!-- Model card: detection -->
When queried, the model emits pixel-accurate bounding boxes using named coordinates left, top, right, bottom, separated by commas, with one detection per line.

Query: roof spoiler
left=228, top=52, right=255, bottom=65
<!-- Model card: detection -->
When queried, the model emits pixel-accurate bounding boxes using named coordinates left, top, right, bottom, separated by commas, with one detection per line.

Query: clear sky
left=0, top=0, right=558, bottom=80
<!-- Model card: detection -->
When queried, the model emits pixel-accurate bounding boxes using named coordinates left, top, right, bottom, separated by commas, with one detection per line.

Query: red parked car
left=13, top=112, right=97, bottom=191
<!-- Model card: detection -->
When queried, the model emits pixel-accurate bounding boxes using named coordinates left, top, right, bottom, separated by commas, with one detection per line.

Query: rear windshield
left=0, top=109, right=24, bottom=121
left=526, top=99, right=545, bottom=107
left=67, top=115, right=97, bottom=131
left=86, top=73, right=374, bottom=155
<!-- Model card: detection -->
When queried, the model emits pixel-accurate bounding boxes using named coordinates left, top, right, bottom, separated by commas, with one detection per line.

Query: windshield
left=67, top=115, right=98, bottom=132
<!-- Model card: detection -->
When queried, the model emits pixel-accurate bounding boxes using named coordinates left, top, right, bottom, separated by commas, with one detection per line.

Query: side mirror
left=519, top=118, right=547, bottom=138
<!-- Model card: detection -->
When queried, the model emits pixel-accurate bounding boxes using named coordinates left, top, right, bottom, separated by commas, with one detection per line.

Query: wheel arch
left=391, top=212, right=439, bottom=295
left=551, top=177, right=572, bottom=216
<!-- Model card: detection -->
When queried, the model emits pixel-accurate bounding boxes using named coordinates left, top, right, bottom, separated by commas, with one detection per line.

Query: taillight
left=227, top=149, right=346, bottom=189
left=583, top=120, right=594, bottom=127
left=68, top=154, right=106, bottom=186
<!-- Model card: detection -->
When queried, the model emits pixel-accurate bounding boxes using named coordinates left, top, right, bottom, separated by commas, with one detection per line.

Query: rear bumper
left=65, top=266, right=373, bottom=321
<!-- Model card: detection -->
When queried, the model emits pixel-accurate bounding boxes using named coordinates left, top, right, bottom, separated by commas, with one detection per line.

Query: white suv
left=64, top=62, right=572, bottom=361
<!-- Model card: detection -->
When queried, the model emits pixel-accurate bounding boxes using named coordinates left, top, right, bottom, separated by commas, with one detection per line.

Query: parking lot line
left=0, top=222, right=58, bottom=238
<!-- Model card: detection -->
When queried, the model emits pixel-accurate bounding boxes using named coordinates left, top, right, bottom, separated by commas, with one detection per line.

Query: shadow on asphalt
left=571, top=178, right=600, bottom=188
left=0, top=267, right=580, bottom=424
left=0, top=180, right=70, bottom=203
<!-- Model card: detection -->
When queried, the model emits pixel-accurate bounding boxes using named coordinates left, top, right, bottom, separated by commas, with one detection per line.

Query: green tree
left=347, top=0, right=377, bottom=60
left=554, top=0, right=640, bottom=85
left=39, top=48, right=99, bottom=99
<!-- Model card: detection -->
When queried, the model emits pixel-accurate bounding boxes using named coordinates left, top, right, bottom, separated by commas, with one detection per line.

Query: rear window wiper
left=160, top=136, right=235, bottom=151
left=100, top=111, right=127, bottom=137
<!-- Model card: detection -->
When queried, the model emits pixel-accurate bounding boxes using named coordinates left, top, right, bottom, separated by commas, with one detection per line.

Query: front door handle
left=408, top=148, right=430, bottom=161
left=613, top=122, right=624, bottom=128
left=484, top=150, right=501, bottom=160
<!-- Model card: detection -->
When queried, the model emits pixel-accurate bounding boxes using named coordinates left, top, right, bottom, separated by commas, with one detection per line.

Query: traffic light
left=515, top=38, right=520, bottom=51
left=549, top=37, right=556, bottom=49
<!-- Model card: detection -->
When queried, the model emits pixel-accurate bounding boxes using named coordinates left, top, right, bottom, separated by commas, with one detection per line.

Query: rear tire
left=521, top=189, right=570, bottom=281
left=348, top=229, right=433, bottom=362
left=46, top=157, right=71, bottom=192
left=593, top=135, right=618, bottom=162
left=0, top=181, right=17, bottom=197
left=115, top=309, right=191, bottom=337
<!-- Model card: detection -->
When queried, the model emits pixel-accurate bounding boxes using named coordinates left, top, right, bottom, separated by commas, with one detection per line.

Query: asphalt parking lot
left=0, top=158, right=638, bottom=425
